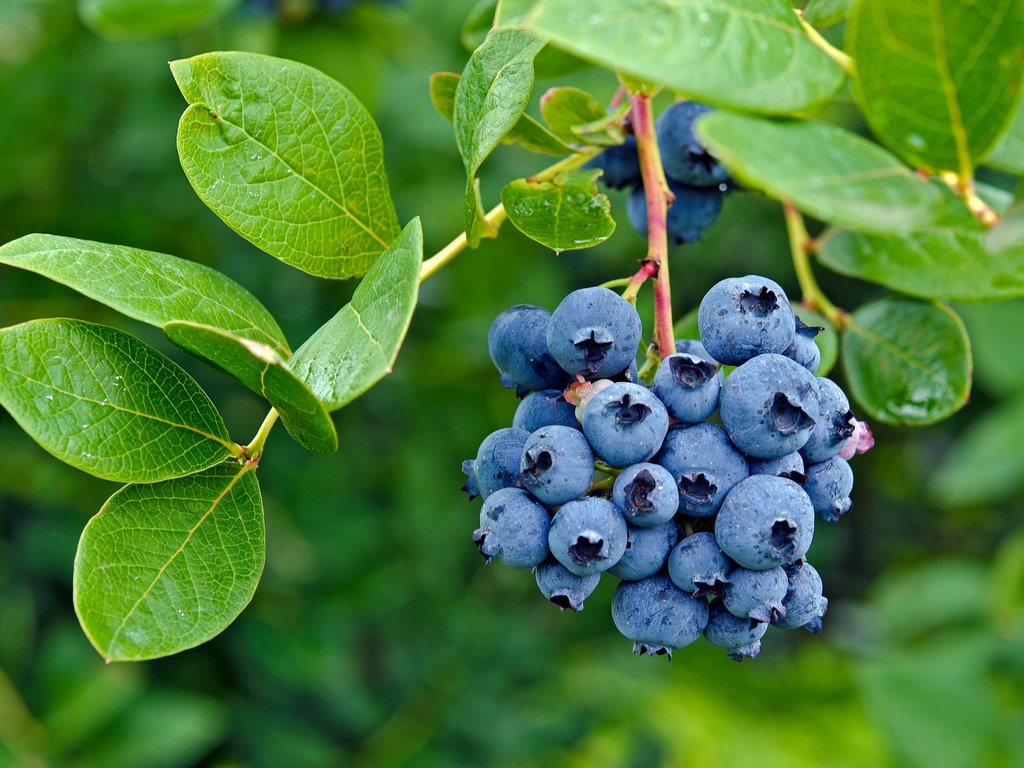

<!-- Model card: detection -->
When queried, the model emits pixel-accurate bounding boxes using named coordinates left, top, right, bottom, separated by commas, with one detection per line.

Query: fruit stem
left=418, top=150, right=599, bottom=282
left=939, top=172, right=1000, bottom=227
left=620, top=260, right=659, bottom=303
left=243, top=407, right=279, bottom=463
left=629, top=91, right=677, bottom=359
left=795, top=10, right=856, bottom=76
left=784, top=202, right=847, bottom=329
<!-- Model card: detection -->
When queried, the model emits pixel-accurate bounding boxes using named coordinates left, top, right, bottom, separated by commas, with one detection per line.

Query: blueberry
left=581, top=382, right=669, bottom=467
left=547, top=287, right=642, bottom=379
left=722, top=565, right=788, bottom=623
left=748, top=452, right=807, bottom=484
left=719, top=353, right=820, bottom=459
left=488, top=304, right=568, bottom=393
left=715, top=475, right=815, bottom=570
left=650, top=352, right=721, bottom=422
left=654, top=423, right=748, bottom=518
left=518, top=426, right=595, bottom=506
left=697, top=276, right=796, bottom=365
left=655, top=101, right=730, bottom=187
left=704, top=599, right=768, bottom=661
left=800, top=377, right=856, bottom=464
left=461, top=427, right=530, bottom=500
left=513, top=389, right=580, bottom=433
left=784, top=315, right=823, bottom=373
left=585, top=135, right=641, bottom=190
left=667, top=532, right=732, bottom=597
left=611, top=462, right=679, bottom=527
left=609, top=520, right=679, bottom=581
left=627, top=178, right=724, bottom=245
left=803, top=456, right=854, bottom=522
left=611, top=576, right=709, bottom=658
left=548, top=497, right=628, bottom=576
left=773, top=561, right=828, bottom=632
left=472, top=488, right=550, bottom=568
left=534, top=559, right=601, bottom=612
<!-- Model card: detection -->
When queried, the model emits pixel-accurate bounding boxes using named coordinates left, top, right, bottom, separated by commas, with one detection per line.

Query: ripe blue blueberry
left=773, top=561, right=828, bottom=633
left=534, top=559, right=601, bottom=612
left=611, top=462, right=679, bottom=527
left=581, top=382, right=669, bottom=467
left=461, top=427, right=530, bottom=500
left=650, top=352, right=721, bottom=423
left=722, top=565, right=788, bottom=623
left=748, top=452, right=807, bottom=484
left=513, top=389, right=580, bottom=433
left=611, top=576, right=709, bottom=658
left=548, top=497, right=628, bottom=577
left=472, top=488, right=550, bottom=568
left=715, top=475, right=815, bottom=570
left=655, top=101, right=730, bottom=187
left=803, top=456, right=853, bottom=522
left=609, top=520, right=679, bottom=581
left=547, top=287, right=642, bottom=379
left=627, top=178, right=724, bottom=245
left=667, top=532, right=732, bottom=597
left=697, top=276, right=796, bottom=365
left=800, top=377, right=856, bottom=464
left=719, top=353, right=820, bottom=459
left=488, top=304, right=568, bottom=393
left=654, top=423, right=748, bottom=518
left=518, top=426, right=595, bottom=506
left=585, top=135, right=642, bottom=190
left=704, top=599, right=768, bottom=661
left=783, top=316, right=823, bottom=373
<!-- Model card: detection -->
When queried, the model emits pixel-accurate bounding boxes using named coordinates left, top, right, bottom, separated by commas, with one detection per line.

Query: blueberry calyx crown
left=769, top=392, right=816, bottom=435
left=569, top=533, right=605, bottom=564
left=770, top=519, right=799, bottom=562
left=574, top=330, right=614, bottom=372
left=669, top=354, right=717, bottom=388
left=692, top=576, right=730, bottom=599
left=624, top=469, right=657, bottom=513
left=738, top=286, right=779, bottom=315
left=795, top=315, right=824, bottom=339
left=608, top=393, right=652, bottom=425
left=680, top=472, right=716, bottom=502
left=472, top=529, right=490, bottom=561
left=519, top=449, right=553, bottom=482
left=779, top=470, right=808, bottom=485
left=832, top=409, right=857, bottom=445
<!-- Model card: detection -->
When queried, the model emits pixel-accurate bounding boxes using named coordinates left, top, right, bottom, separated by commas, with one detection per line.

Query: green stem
left=784, top=202, right=847, bottom=329
left=418, top=150, right=600, bottom=283
left=244, top=408, right=279, bottom=463
left=599, top=277, right=633, bottom=290
left=795, top=11, right=856, bottom=76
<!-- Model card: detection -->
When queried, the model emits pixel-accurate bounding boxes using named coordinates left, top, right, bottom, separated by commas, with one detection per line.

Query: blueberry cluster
left=587, top=101, right=734, bottom=245
left=464, top=277, right=870, bottom=661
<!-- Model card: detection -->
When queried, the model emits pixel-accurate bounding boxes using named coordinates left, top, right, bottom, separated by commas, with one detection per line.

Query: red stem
left=629, top=93, right=676, bottom=358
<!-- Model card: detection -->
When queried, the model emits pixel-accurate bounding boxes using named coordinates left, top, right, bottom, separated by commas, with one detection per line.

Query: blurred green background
left=1, top=1, right=1022, bottom=766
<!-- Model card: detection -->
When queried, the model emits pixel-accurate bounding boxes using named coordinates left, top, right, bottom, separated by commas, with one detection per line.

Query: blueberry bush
left=1, top=0, right=1023, bottom=762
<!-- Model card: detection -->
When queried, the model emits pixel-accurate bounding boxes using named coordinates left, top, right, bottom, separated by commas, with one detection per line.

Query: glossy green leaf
left=841, top=297, right=972, bottom=425
left=802, top=0, right=853, bottom=26
left=846, top=0, right=1024, bottom=176
left=289, top=219, right=422, bottom=410
left=0, top=234, right=288, bottom=353
left=164, top=323, right=337, bottom=455
left=931, top=394, right=1024, bottom=509
left=818, top=191, right=1024, bottom=301
left=501, top=170, right=614, bottom=253
left=78, top=0, right=238, bottom=38
left=172, top=52, right=399, bottom=279
left=795, top=307, right=838, bottom=377
left=454, top=29, right=545, bottom=245
left=958, top=299, right=1024, bottom=397
left=431, top=72, right=570, bottom=156
left=495, top=0, right=534, bottom=25
left=526, top=0, right=844, bottom=115
left=987, top=201, right=1024, bottom=254
left=74, top=461, right=263, bottom=661
left=0, top=319, right=235, bottom=483
left=696, top=113, right=943, bottom=232
left=985, top=95, right=1024, bottom=174
left=540, top=87, right=623, bottom=146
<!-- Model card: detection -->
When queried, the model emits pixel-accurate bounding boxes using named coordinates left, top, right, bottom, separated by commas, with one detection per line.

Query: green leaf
left=846, top=0, right=1024, bottom=177
left=985, top=95, right=1024, bottom=174
left=74, top=461, right=263, bottom=661
left=987, top=201, right=1024, bottom=253
left=172, top=52, right=399, bottom=279
left=957, top=299, right=1024, bottom=397
left=164, top=323, right=337, bottom=455
left=802, top=0, right=853, bottom=27
left=696, top=113, right=943, bottom=233
left=289, top=219, right=422, bottom=411
left=495, top=0, right=534, bottom=25
left=501, top=170, right=615, bottom=252
left=818, top=191, right=1024, bottom=301
left=78, top=0, right=238, bottom=38
left=0, top=234, right=289, bottom=353
left=931, top=394, right=1024, bottom=509
left=462, top=0, right=497, bottom=50
left=540, top=87, right=626, bottom=146
left=795, top=307, right=839, bottom=377
left=841, top=297, right=972, bottom=425
left=454, top=29, right=545, bottom=245
left=0, top=319, right=235, bottom=483
left=432, top=71, right=571, bottom=156
left=526, top=0, right=844, bottom=115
